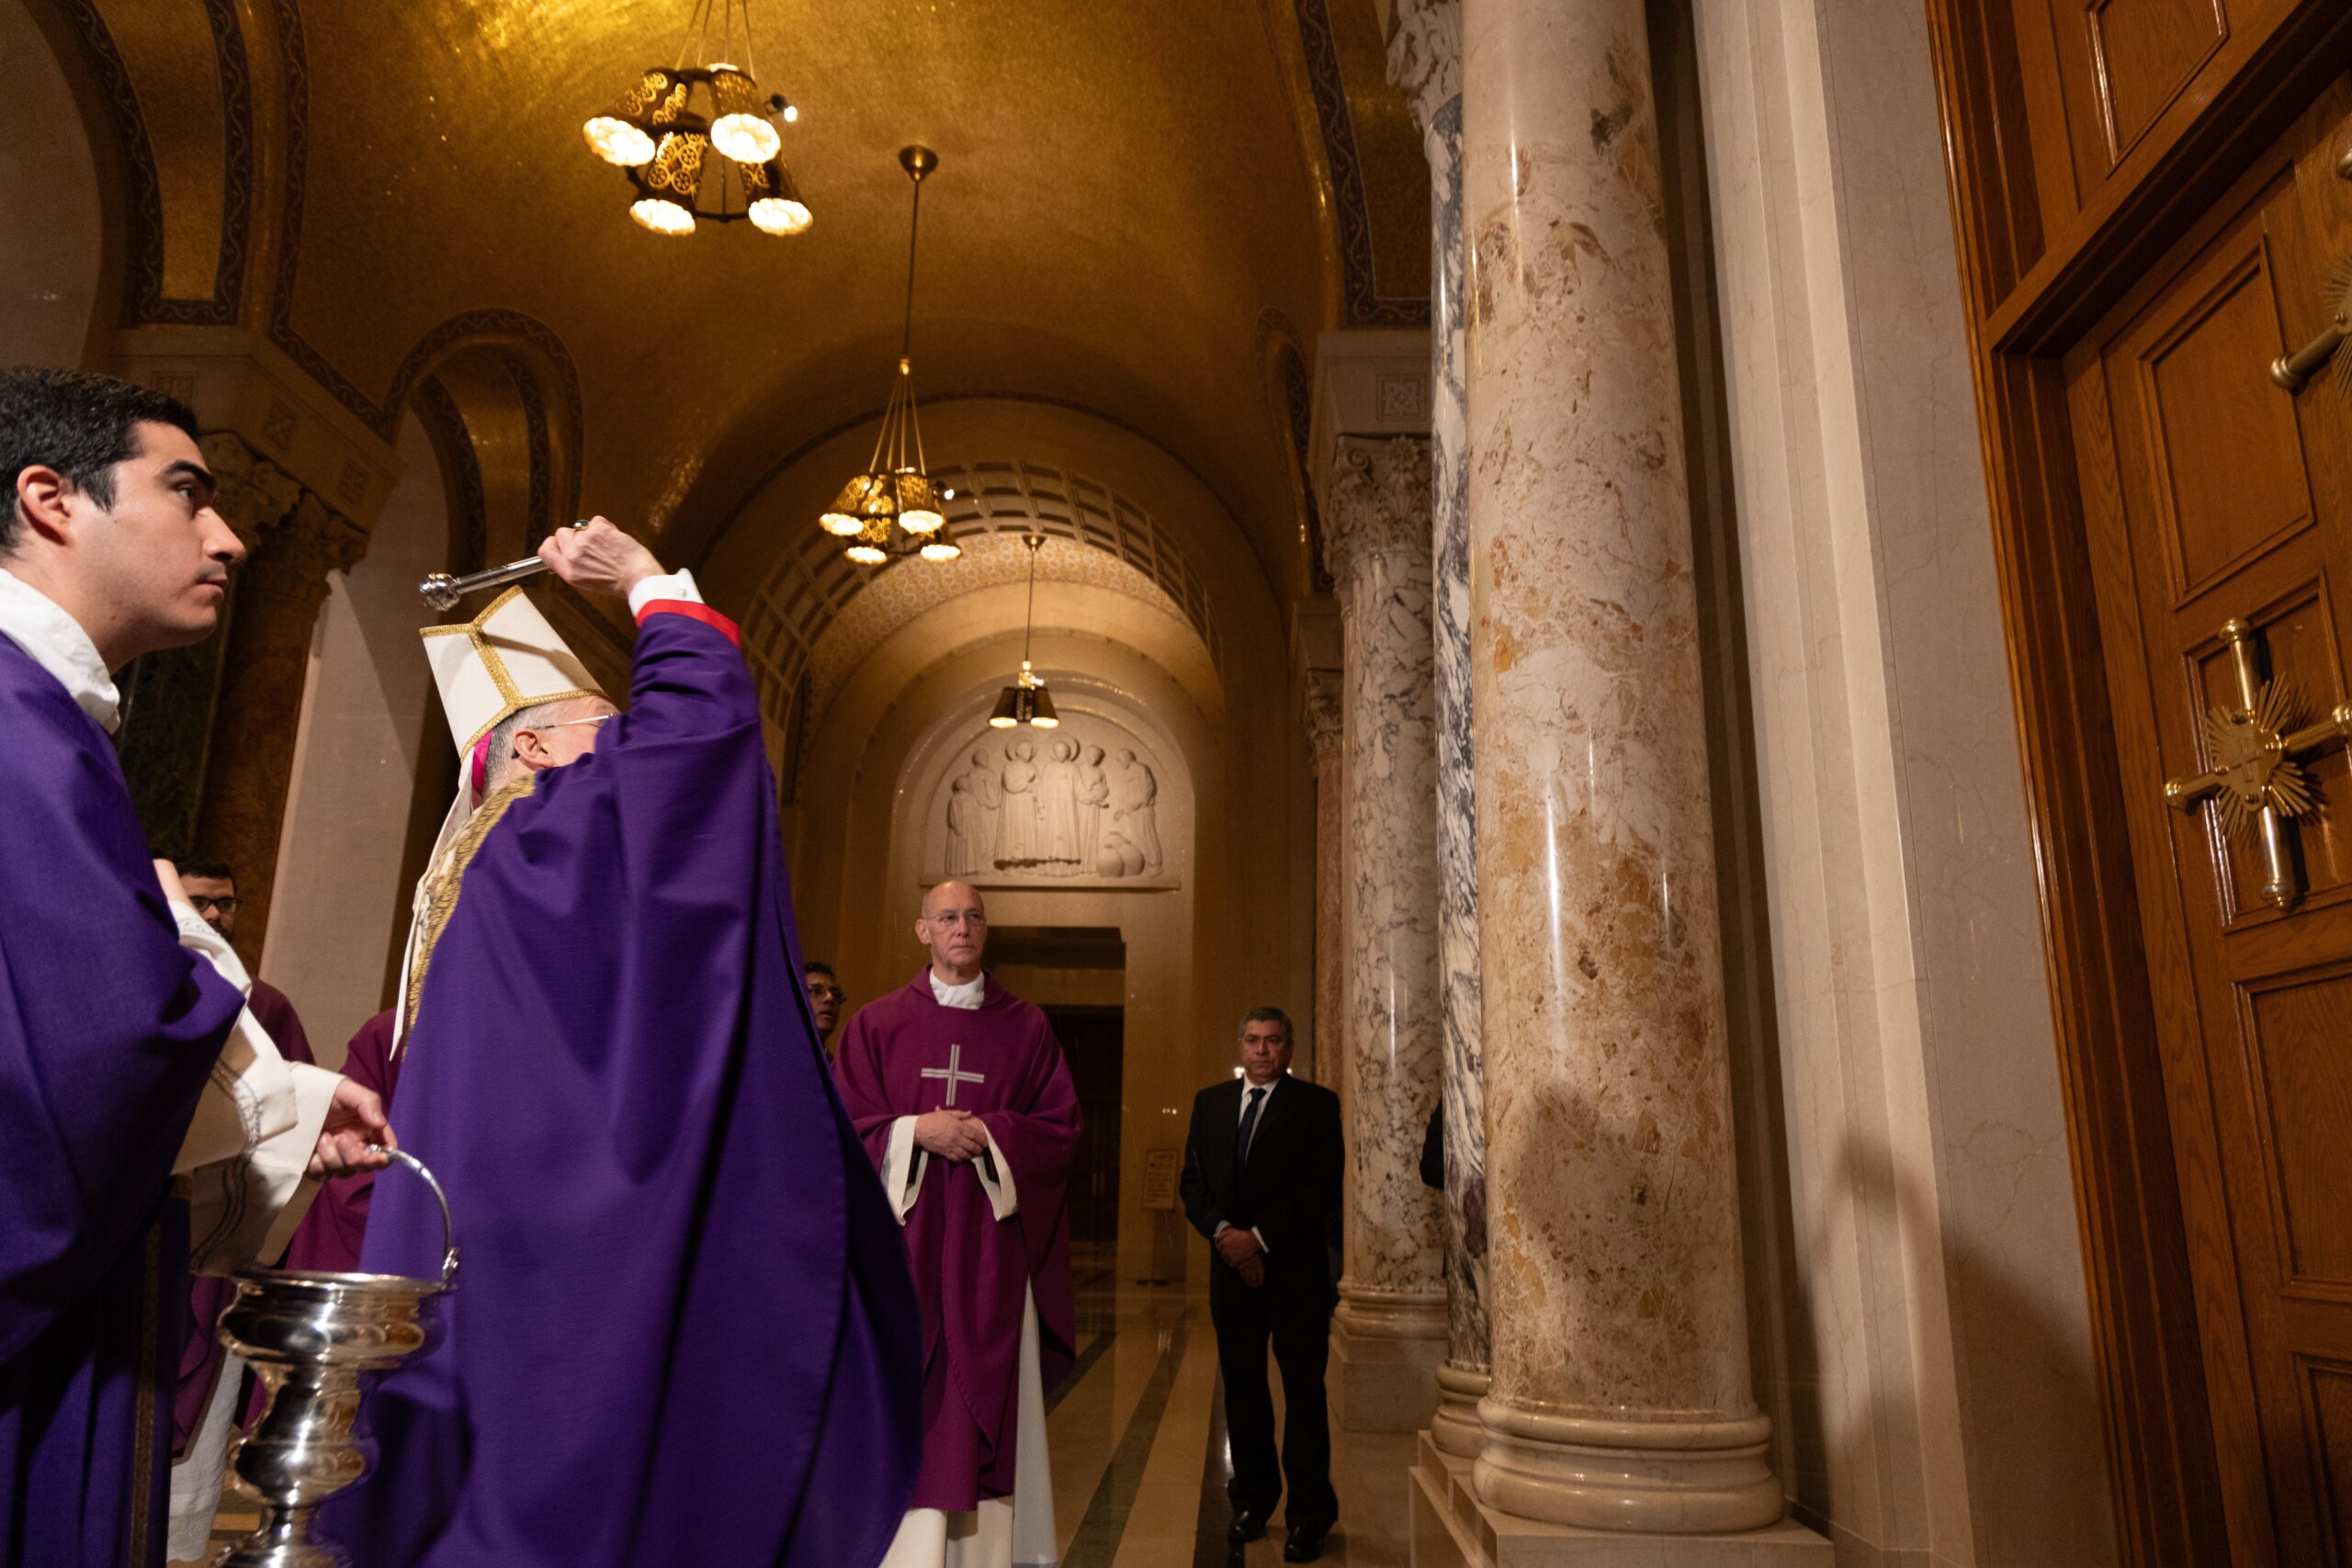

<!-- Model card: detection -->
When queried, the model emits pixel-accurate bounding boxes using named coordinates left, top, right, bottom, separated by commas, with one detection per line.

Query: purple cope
left=326, top=604, right=922, bottom=1568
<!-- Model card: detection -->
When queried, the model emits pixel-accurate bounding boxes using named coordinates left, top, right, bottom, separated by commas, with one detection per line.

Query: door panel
left=2071, top=79, right=2352, bottom=1562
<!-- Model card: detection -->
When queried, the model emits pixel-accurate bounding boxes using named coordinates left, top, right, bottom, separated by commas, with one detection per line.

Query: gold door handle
left=2273, top=254, right=2352, bottom=394
left=2272, top=316, right=2347, bottom=391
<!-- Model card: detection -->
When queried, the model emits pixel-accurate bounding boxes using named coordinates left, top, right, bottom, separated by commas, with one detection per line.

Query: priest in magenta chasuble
left=327, top=529, right=922, bottom=1568
left=832, top=968, right=1082, bottom=1533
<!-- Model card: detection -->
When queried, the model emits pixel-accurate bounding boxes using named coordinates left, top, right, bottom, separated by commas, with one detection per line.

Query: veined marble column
left=1304, top=670, right=1345, bottom=1096
left=1389, top=0, right=1487, bottom=1460
left=1322, top=434, right=1446, bottom=1434
left=1463, top=0, right=1783, bottom=1532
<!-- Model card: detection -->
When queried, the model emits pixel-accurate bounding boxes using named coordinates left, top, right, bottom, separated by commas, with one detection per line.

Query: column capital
left=1321, top=434, right=1432, bottom=583
left=1303, top=668, right=1346, bottom=762
left=202, top=431, right=369, bottom=592
left=1385, top=0, right=1461, bottom=136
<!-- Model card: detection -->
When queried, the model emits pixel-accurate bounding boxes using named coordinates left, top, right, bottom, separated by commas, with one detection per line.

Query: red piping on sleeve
left=635, top=600, right=739, bottom=646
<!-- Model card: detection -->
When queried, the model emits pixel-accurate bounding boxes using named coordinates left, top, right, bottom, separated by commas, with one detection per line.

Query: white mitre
left=420, top=584, right=605, bottom=784
left=395, top=586, right=605, bottom=1045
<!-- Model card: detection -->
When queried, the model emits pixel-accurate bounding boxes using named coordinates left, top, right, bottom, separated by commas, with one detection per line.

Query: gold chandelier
left=820, top=146, right=960, bottom=565
left=582, top=0, right=809, bottom=239
left=989, top=534, right=1058, bottom=728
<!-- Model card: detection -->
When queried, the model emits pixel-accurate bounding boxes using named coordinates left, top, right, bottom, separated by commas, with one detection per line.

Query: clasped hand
left=914, top=1108, right=991, bottom=1163
left=1216, top=1224, right=1266, bottom=1288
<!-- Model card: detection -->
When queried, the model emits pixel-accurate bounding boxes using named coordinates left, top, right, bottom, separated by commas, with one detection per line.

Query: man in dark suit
left=1181, top=1006, right=1343, bottom=1562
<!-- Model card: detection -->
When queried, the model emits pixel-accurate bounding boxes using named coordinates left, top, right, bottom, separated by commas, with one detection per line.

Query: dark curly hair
left=1, top=367, right=201, bottom=553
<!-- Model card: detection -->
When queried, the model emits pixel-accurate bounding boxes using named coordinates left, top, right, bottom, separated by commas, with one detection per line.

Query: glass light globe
left=898, top=506, right=944, bottom=536
left=748, top=197, right=812, bottom=236
left=710, top=113, right=782, bottom=164
left=629, top=197, right=695, bottom=236
left=583, top=117, right=656, bottom=167
left=819, top=509, right=863, bottom=536
left=844, top=543, right=888, bottom=565
left=920, top=539, right=961, bottom=561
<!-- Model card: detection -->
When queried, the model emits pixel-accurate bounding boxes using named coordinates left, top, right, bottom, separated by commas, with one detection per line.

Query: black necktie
left=1237, top=1086, right=1267, bottom=1166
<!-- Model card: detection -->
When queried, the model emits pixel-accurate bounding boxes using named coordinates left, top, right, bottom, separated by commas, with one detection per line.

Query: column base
left=1474, top=1395, right=1790, bottom=1534
left=1430, top=1360, right=1488, bottom=1457
left=1331, top=1287, right=1446, bottom=1432
left=1415, top=1433, right=1829, bottom=1567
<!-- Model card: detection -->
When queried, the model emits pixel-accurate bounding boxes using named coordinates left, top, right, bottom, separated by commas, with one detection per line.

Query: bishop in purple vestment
left=832, top=881, right=1080, bottom=1568
left=327, top=521, right=922, bottom=1568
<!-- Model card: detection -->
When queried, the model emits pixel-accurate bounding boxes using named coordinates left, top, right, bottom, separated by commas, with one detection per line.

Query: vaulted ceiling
left=40, top=0, right=1430, bottom=610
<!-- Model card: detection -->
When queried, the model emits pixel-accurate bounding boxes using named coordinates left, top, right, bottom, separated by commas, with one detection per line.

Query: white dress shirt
left=1218, top=1073, right=1284, bottom=1254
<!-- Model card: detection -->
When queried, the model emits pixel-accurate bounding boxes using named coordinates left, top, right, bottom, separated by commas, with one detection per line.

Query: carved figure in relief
left=997, top=739, right=1041, bottom=868
left=944, top=776, right=985, bottom=876
left=1100, top=749, right=1163, bottom=876
left=948, top=749, right=1001, bottom=873
left=1037, top=738, right=1082, bottom=873
left=1073, top=744, right=1111, bottom=871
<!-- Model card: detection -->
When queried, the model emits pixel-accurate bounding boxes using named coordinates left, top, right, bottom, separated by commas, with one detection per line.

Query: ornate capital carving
left=201, top=432, right=369, bottom=596
left=1321, top=434, right=1433, bottom=582
left=1304, top=668, right=1345, bottom=762
left=1385, top=0, right=1461, bottom=136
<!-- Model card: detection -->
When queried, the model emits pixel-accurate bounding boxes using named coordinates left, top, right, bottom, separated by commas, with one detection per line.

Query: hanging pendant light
left=582, top=1, right=808, bottom=239
left=819, top=146, right=958, bottom=563
left=989, top=534, right=1059, bottom=729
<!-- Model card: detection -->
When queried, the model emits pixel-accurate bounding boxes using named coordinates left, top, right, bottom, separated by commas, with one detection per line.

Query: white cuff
left=1253, top=1227, right=1270, bottom=1255
left=974, top=1124, right=1020, bottom=1222
left=626, top=569, right=702, bottom=615
left=171, top=902, right=252, bottom=997
left=880, top=1115, right=928, bottom=1224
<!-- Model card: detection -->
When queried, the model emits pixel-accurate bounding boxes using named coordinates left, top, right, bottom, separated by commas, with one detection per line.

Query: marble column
left=1389, top=0, right=1488, bottom=1460
left=1462, top=0, right=1784, bottom=1532
left=1321, top=434, right=1446, bottom=1434
left=193, top=434, right=368, bottom=969
left=1304, top=669, right=1346, bottom=1096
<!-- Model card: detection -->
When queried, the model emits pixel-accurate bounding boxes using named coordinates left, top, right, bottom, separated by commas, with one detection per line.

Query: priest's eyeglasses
left=534, top=714, right=615, bottom=732
left=187, top=895, right=239, bottom=915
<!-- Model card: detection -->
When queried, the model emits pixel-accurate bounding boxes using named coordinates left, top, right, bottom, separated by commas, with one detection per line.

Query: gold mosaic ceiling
left=62, top=0, right=1430, bottom=598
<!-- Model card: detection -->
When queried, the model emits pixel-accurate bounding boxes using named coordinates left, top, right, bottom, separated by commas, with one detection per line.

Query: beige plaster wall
left=261, top=417, right=446, bottom=1065
left=1, top=0, right=104, bottom=369
left=1692, top=3, right=2117, bottom=1564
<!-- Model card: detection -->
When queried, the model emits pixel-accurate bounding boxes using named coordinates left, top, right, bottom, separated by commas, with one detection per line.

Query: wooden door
left=1044, top=1005, right=1124, bottom=1255
left=2069, top=81, right=2352, bottom=1562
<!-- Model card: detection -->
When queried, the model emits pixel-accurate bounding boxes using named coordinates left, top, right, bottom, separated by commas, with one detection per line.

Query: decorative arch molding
left=700, top=388, right=1242, bottom=550
left=44, top=0, right=254, bottom=325
left=1258, top=310, right=1331, bottom=595
left=740, top=457, right=1224, bottom=739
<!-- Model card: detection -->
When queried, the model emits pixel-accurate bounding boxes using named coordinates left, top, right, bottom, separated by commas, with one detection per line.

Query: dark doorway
left=1046, top=1004, right=1124, bottom=1264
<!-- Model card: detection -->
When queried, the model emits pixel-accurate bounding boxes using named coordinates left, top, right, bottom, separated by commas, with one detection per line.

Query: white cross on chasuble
left=922, top=1043, right=987, bottom=1108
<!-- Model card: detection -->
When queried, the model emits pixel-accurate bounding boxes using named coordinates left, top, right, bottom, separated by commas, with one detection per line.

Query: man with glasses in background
left=805, top=961, right=846, bottom=1055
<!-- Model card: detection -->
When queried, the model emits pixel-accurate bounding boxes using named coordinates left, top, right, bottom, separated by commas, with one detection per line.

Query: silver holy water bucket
left=209, top=1148, right=459, bottom=1568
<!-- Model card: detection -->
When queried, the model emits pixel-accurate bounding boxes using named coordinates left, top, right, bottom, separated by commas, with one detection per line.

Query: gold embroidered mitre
left=420, top=585, right=605, bottom=763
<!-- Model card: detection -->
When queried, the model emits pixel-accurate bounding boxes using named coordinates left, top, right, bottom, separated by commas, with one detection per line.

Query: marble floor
left=181, top=1273, right=1419, bottom=1566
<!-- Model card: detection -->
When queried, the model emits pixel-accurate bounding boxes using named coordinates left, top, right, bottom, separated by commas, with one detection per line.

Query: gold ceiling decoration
left=581, top=0, right=808, bottom=239
left=821, top=145, right=958, bottom=566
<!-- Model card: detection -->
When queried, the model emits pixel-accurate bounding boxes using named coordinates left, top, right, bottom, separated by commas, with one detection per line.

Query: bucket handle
left=370, top=1145, right=459, bottom=1289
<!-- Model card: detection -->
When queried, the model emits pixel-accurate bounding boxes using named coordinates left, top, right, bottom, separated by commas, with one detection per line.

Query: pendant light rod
left=898, top=145, right=936, bottom=359
left=1020, top=531, right=1043, bottom=666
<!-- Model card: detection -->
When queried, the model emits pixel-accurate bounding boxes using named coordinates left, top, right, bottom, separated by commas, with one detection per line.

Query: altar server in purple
left=330, top=519, right=922, bottom=1568
left=833, top=880, right=1082, bottom=1568
left=0, top=367, right=390, bottom=1567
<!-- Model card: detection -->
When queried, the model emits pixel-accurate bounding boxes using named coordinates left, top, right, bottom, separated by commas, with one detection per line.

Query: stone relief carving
left=927, top=717, right=1177, bottom=886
